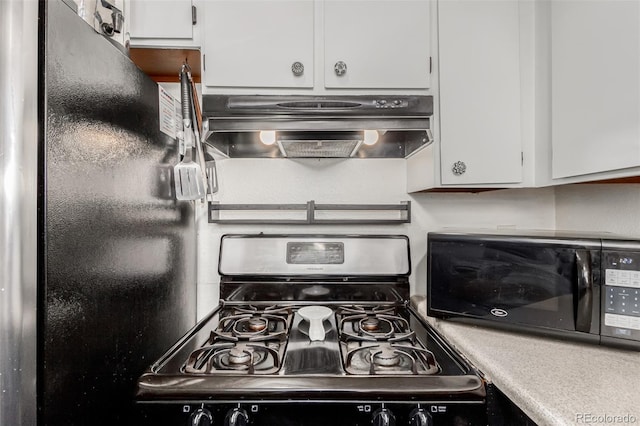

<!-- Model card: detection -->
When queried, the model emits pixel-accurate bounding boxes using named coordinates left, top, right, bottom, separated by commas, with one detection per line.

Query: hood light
left=259, top=130, right=277, bottom=145
left=363, top=130, right=379, bottom=146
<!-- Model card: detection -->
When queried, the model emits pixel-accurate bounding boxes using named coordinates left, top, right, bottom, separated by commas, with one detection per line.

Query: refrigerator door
left=41, top=1, right=196, bottom=425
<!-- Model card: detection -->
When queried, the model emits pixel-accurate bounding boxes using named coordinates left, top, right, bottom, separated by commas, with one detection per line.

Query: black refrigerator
left=0, top=1, right=197, bottom=425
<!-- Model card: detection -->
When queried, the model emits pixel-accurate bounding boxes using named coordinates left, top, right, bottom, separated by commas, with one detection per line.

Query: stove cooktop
left=135, top=235, right=487, bottom=426
left=137, top=301, right=484, bottom=399
left=180, top=303, right=442, bottom=377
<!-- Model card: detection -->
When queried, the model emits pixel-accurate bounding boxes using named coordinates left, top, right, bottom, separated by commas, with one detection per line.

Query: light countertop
left=411, top=296, right=640, bottom=426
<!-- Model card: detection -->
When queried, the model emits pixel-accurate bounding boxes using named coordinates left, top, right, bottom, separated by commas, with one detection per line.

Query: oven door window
left=429, top=241, right=578, bottom=330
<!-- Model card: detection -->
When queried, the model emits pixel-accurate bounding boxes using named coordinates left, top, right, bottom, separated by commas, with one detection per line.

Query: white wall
left=196, top=158, right=556, bottom=319
left=555, top=184, right=640, bottom=235
left=196, top=158, right=410, bottom=318
left=409, top=187, right=556, bottom=300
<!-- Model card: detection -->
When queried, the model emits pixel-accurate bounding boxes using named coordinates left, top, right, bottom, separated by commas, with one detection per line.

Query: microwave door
left=428, top=241, right=581, bottom=332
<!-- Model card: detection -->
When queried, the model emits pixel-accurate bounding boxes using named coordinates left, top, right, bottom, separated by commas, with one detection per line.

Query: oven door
left=427, top=233, right=600, bottom=336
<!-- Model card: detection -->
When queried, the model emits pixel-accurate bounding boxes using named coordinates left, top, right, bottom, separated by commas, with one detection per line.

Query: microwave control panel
left=602, top=251, right=640, bottom=342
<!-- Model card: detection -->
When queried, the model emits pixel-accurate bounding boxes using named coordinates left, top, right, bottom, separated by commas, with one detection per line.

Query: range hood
left=201, top=95, right=433, bottom=158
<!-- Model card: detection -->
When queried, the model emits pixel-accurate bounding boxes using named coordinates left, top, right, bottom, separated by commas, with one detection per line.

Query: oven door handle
left=575, top=250, right=594, bottom=333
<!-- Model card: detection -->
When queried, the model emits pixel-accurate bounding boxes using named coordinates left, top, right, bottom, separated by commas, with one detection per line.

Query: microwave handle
left=575, top=250, right=594, bottom=333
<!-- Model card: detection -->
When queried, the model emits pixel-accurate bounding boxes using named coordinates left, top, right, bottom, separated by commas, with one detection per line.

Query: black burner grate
left=337, top=305, right=440, bottom=375
left=182, top=305, right=293, bottom=375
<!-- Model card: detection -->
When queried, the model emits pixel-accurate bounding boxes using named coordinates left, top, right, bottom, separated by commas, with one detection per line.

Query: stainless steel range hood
left=201, top=95, right=433, bottom=158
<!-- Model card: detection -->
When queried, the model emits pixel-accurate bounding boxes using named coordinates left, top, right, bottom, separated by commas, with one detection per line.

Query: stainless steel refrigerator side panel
left=0, top=1, right=39, bottom=426
left=41, top=1, right=197, bottom=425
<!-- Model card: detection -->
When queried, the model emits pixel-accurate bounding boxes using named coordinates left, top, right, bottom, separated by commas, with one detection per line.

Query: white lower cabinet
left=551, top=0, right=640, bottom=182
left=408, top=0, right=523, bottom=191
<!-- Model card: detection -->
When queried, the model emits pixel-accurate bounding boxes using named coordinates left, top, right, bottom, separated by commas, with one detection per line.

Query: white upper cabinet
left=323, top=0, right=431, bottom=89
left=201, top=0, right=431, bottom=92
left=437, top=0, right=523, bottom=185
left=202, top=0, right=314, bottom=89
left=551, top=0, right=640, bottom=180
left=129, top=0, right=196, bottom=45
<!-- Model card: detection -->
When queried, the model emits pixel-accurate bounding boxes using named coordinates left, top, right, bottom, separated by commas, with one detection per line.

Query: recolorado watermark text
left=576, top=413, right=637, bottom=424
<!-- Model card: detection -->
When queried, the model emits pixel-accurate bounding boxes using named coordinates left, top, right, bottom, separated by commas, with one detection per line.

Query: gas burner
left=357, top=316, right=397, bottom=339
left=371, top=345, right=401, bottom=367
left=232, top=316, right=270, bottom=336
left=214, top=342, right=277, bottom=372
left=214, top=313, right=290, bottom=341
left=247, top=318, right=267, bottom=332
left=184, top=342, right=281, bottom=374
left=344, top=343, right=440, bottom=375
left=338, top=309, right=415, bottom=342
left=228, top=344, right=253, bottom=365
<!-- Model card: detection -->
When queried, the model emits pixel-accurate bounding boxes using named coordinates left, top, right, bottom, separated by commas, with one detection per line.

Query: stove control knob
left=190, top=408, right=213, bottom=426
left=409, top=408, right=433, bottom=426
left=224, top=408, right=249, bottom=426
left=372, top=408, right=396, bottom=426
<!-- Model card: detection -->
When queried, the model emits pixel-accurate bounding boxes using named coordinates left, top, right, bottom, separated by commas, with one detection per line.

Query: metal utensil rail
left=207, top=200, right=411, bottom=225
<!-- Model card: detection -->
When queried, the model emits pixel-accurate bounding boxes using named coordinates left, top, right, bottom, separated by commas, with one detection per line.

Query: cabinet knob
left=334, top=61, right=347, bottom=76
left=452, top=161, right=467, bottom=176
left=291, top=61, right=304, bottom=76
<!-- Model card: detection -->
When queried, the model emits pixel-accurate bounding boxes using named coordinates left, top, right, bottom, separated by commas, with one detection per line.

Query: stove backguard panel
left=218, top=235, right=410, bottom=277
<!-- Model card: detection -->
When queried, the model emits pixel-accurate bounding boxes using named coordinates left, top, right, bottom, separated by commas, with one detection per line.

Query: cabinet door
left=130, top=0, right=193, bottom=39
left=552, top=1, right=640, bottom=179
left=324, top=0, right=431, bottom=89
left=203, top=0, right=314, bottom=88
left=438, top=0, right=522, bottom=185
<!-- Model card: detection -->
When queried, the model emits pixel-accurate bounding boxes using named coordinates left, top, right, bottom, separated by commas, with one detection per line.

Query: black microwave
left=427, top=231, right=640, bottom=350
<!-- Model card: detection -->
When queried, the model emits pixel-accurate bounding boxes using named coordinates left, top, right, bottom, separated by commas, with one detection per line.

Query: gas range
left=136, top=235, right=487, bottom=426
